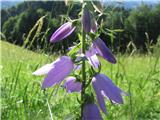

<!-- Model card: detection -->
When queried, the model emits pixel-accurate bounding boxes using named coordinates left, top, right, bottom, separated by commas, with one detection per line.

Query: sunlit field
left=1, top=41, right=160, bottom=120
left=1, top=0, right=160, bottom=119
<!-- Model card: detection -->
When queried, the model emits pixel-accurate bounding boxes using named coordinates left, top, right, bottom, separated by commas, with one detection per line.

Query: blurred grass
left=1, top=40, right=160, bottom=120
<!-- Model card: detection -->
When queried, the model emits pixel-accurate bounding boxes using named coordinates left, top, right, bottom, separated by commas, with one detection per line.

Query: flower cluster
left=33, top=2, right=127, bottom=120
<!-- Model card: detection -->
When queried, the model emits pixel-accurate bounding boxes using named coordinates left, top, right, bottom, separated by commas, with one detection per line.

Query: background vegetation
left=1, top=1, right=160, bottom=120
left=1, top=40, right=160, bottom=119
left=1, top=1, right=160, bottom=53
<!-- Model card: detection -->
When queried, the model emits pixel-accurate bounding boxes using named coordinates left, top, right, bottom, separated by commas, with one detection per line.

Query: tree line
left=1, top=1, right=160, bottom=53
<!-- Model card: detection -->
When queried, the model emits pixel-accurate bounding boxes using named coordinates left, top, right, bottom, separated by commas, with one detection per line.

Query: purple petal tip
left=93, top=38, right=117, bottom=64
left=83, top=103, right=102, bottom=120
left=42, top=56, right=74, bottom=89
left=82, top=8, right=91, bottom=33
left=63, top=76, right=81, bottom=93
left=92, top=74, right=127, bottom=112
left=50, top=22, right=75, bottom=42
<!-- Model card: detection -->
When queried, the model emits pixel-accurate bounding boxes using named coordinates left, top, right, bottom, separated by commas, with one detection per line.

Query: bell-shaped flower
left=92, top=74, right=127, bottom=113
left=50, top=22, right=75, bottom=42
left=93, top=38, right=116, bottom=64
left=86, top=46, right=100, bottom=68
left=33, top=56, right=74, bottom=89
left=63, top=76, right=81, bottom=93
left=82, top=8, right=91, bottom=33
left=83, top=103, right=102, bottom=120
left=91, top=19, right=98, bottom=33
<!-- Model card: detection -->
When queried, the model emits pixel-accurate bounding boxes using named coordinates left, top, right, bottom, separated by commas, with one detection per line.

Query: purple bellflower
left=83, top=37, right=116, bottom=69
left=82, top=8, right=91, bottom=33
left=63, top=76, right=81, bottom=93
left=86, top=46, right=100, bottom=68
left=92, top=74, right=127, bottom=113
left=91, top=19, right=98, bottom=33
left=85, top=36, right=117, bottom=68
left=83, top=103, right=102, bottom=120
left=93, top=38, right=116, bottom=64
left=32, top=4, right=127, bottom=119
left=50, top=22, right=75, bottom=42
left=33, top=56, right=74, bottom=89
left=72, top=48, right=99, bottom=69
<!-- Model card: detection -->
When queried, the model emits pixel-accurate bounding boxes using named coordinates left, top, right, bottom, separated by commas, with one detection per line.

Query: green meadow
left=1, top=40, right=160, bottom=120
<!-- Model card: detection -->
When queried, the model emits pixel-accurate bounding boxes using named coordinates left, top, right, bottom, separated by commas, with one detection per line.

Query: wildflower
left=50, top=22, right=75, bottom=42
left=82, top=8, right=91, bottom=33
left=33, top=56, right=74, bottom=89
left=68, top=44, right=100, bottom=69
left=92, top=74, right=127, bottom=113
left=91, top=19, right=98, bottom=33
left=86, top=46, right=100, bottom=68
left=93, top=38, right=116, bottom=64
left=83, top=103, right=102, bottom=120
left=63, top=76, right=81, bottom=93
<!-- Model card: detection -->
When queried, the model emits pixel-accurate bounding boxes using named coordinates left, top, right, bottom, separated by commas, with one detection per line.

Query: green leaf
left=67, top=43, right=81, bottom=57
left=91, top=1, right=103, bottom=15
left=107, top=33, right=116, bottom=39
left=113, top=29, right=124, bottom=32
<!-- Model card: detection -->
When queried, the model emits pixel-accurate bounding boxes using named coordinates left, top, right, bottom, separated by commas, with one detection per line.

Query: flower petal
left=91, top=18, right=98, bottom=33
left=82, top=8, right=91, bottom=33
left=83, top=103, right=102, bottom=120
left=86, top=46, right=100, bottom=68
left=92, top=77, right=107, bottom=113
left=50, top=22, right=75, bottom=42
left=93, top=74, right=126, bottom=104
left=32, top=64, right=54, bottom=75
left=93, top=38, right=116, bottom=64
left=74, top=64, right=82, bottom=71
left=32, top=59, right=59, bottom=75
left=42, top=56, right=74, bottom=89
left=63, top=76, right=81, bottom=93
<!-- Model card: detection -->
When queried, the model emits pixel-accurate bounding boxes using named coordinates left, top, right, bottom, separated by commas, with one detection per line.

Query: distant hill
left=1, top=1, right=23, bottom=9
left=1, top=0, right=160, bottom=10
left=124, top=1, right=160, bottom=9
left=105, top=0, right=160, bottom=9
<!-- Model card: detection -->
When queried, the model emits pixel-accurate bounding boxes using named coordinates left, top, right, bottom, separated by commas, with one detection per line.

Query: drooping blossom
left=91, top=18, right=98, bottom=33
left=83, top=103, right=102, bottom=120
left=68, top=44, right=99, bottom=69
left=83, top=37, right=116, bottom=69
left=86, top=46, right=100, bottom=68
left=33, top=56, right=74, bottom=89
left=67, top=44, right=100, bottom=69
left=63, top=76, right=81, bottom=93
left=82, top=8, right=91, bottom=33
left=31, top=3, right=128, bottom=120
left=50, top=22, right=75, bottom=42
left=92, top=74, right=127, bottom=113
left=93, top=38, right=116, bottom=64
left=71, top=48, right=99, bottom=69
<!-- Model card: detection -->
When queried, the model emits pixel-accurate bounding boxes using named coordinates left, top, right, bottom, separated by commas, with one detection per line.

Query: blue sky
left=1, top=0, right=160, bottom=2
left=105, top=0, right=160, bottom=2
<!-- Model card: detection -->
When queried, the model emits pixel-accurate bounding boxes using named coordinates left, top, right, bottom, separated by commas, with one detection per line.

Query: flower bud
left=91, top=19, right=98, bottom=33
left=82, top=8, right=91, bottom=33
left=50, top=22, right=75, bottom=42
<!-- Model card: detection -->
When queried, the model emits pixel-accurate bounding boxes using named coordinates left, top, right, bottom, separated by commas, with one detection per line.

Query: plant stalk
left=81, top=14, right=86, bottom=120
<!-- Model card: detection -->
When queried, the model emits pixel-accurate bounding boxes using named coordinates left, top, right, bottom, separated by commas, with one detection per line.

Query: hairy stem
left=81, top=10, right=86, bottom=120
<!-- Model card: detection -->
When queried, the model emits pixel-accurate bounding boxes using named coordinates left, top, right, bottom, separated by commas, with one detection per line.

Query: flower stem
left=81, top=9, right=86, bottom=120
